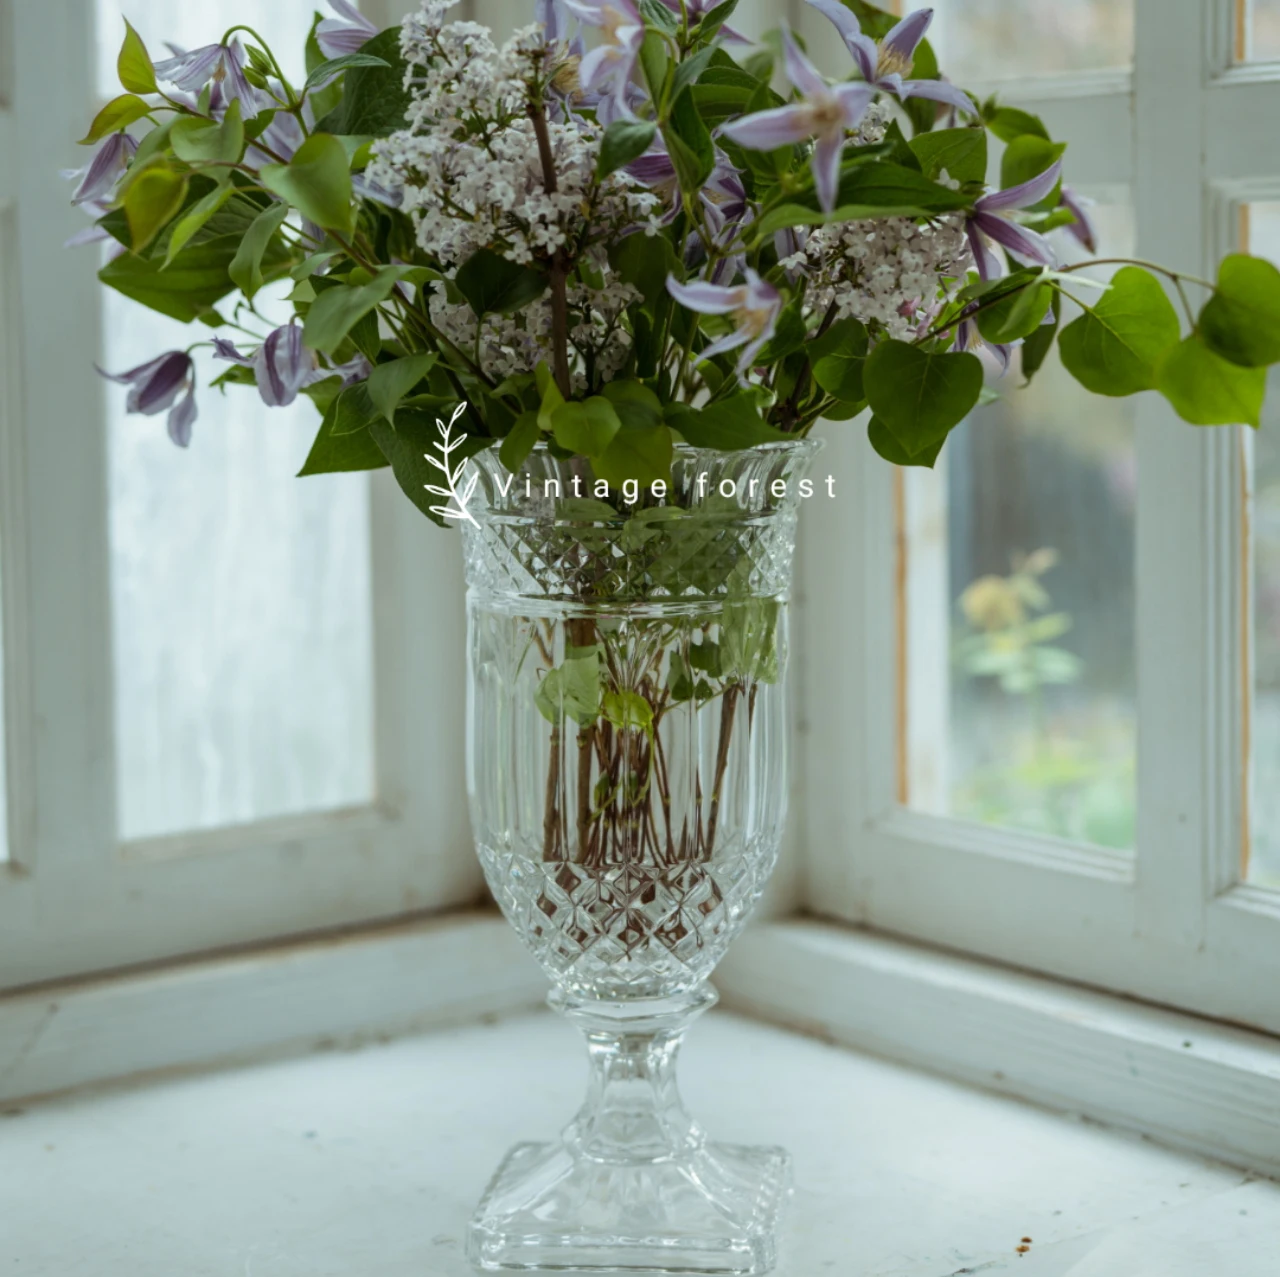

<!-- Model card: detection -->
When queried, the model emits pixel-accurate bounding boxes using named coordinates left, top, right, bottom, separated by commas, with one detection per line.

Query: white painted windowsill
left=3, top=1007, right=1278, bottom=1276
left=3, top=911, right=1280, bottom=1243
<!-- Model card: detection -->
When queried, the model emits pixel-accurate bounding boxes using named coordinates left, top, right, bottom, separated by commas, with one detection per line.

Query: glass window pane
left=928, top=1, right=1134, bottom=82
left=95, top=2, right=376, bottom=841
left=901, top=201, right=1138, bottom=851
left=1245, top=204, right=1280, bottom=888
left=1242, top=0, right=1280, bottom=63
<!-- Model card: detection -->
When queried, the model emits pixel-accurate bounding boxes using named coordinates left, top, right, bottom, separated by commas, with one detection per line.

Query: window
left=1238, top=0, right=1280, bottom=62
left=803, top=0, right=1280, bottom=1039
left=0, top=0, right=474, bottom=992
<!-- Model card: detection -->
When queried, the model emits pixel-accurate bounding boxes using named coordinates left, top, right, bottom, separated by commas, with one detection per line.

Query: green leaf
left=639, top=29, right=671, bottom=101
left=117, top=18, right=157, bottom=94
left=602, top=689, right=653, bottom=733
left=592, top=425, right=674, bottom=488
left=1000, top=136, right=1066, bottom=207
left=536, top=649, right=603, bottom=726
left=325, top=381, right=383, bottom=436
left=609, top=230, right=682, bottom=307
left=298, top=389, right=391, bottom=475
left=670, top=46, right=716, bottom=102
left=976, top=275, right=1053, bottom=344
left=601, top=380, right=663, bottom=429
left=867, top=416, right=945, bottom=468
left=454, top=248, right=548, bottom=317
left=909, top=127, right=988, bottom=184
left=640, top=0, right=680, bottom=33
left=1199, top=253, right=1280, bottom=368
left=1058, top=266, right=1181, bottom=396
left=304, top=52, right=391, bottom=92
left=228, top=201, right=289, bottom=300
left=79, top=93, right=152, bottom=144
left=163, top=181, right=235, bottom=266
left=99, top=235, right=239, bottom=321
left=536, top=363, right=566, bottom=430
left=368, top=352, right=439, bottom=426
left=809, top=317, right=870, bottom=403
left=755, top=302, right=807, bottom=364
left=124, top=165, right=188, bottom=252
left=667, top=395, right=790, bottom=449
left=315, top=29, right=412, bottom=137
left=755, top=163, right=969, bottom=236
left=986, top=105, right=1050, bottom=144
left=663, top=88, right=715, bottom=192
left=304, top=265, right=406, bottom=353
left=369, top=409, right=490, bottom=528
left=259, top=132, right=354, bottom=233
left=863, top=340, right=984, bottom=457
left=597, top=119, right=657, bottom=179
left=170, top=98, right=244, bottom=164
left=552, top=397, right=622, bottom=455
left=1156, top=335, right=1265, bottom=427
left=499, top=410, right=542, bottom=472
left=1020, top=291, right=1061, bottom=384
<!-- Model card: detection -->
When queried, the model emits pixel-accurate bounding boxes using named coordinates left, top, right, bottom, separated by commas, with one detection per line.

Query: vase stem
left=553, top=985, right=716, bottom=1164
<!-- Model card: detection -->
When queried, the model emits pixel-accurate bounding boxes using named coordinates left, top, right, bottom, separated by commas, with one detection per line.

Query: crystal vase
left=460, top=440, right=819, bottom=1273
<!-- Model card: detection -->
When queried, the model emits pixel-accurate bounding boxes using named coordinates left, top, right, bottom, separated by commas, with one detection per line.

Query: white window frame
left=0, top=0, right=481, bottom=992
left=798, top=0, right=1280, bottom=1038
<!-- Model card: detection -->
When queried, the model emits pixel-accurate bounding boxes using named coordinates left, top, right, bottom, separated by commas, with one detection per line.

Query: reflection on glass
left=104, top=289, right=377, bottom=842
left=902, top=203, right=1138, bottom=851
left=1243, top=0, right=1280, bottom=63
left=928, top=0, right=1133, bottom=82
left=95, top=1, right=376, bottom=841
left=1246, top=204, right=1280, bottom=887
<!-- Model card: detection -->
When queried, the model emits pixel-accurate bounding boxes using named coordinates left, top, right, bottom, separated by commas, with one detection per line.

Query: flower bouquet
left=73, top=0, right=1280, bottom=1270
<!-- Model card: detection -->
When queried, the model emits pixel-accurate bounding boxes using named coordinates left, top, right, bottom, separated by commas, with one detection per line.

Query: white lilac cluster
left=785, top=213, right=971, bottom=341
left=429, top=279, right=642, bottom=392
left=367, top=0, right=658, bottom=380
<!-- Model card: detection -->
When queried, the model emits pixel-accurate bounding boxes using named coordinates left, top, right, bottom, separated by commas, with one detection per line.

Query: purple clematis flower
left=153, top=39, right=263, bottom=120
left=66, top=132, right=137, bottom=206
left=98, top=351, right=198, bottom=447
left=806, top=1, right=975, bottom=116
left=719, top=25, right=875, bottom=214
left=953, top=313, right=1012, bottom=376
left=666, top=268, right=782, bottom=381
left=316, top=0, right=378, bottom=57
left=1059, top=186, right=1098, bottom=254
left=213, top=324, right=322, bottom=408
left=967, top=160, right=1062, bottom=279
left=563, top=0, right=644, bottom=114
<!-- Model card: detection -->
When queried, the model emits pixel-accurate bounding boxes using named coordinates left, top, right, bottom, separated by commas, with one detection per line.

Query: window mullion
left=1130, top=0, right=1219, bottom=947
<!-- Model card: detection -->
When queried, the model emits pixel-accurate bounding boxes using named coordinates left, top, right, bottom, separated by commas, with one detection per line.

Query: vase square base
left=466, top=1139, right=792, bottom=1273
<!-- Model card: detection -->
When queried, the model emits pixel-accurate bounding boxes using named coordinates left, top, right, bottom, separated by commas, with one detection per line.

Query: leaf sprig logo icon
left=424, top=402, right=480, bottom=526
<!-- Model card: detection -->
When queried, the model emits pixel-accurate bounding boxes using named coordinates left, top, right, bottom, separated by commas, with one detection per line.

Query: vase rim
left=504, top=435, right=825, bottom=460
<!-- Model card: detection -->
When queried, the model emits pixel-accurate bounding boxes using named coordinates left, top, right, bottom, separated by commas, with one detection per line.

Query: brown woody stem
left=528, top=100, right=573, bottom=399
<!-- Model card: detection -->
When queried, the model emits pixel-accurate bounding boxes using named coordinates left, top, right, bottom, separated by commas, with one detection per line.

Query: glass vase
left=460, top=440, right=819, bottom=1273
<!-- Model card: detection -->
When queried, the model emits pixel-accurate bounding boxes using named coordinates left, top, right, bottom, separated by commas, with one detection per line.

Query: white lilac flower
left=967, top=160, right=1062, bottom=279
left=97, top=351, right=198, bottom=447
left=316, top=0, right=378, bottom=58
left=666, top=269, right=783, bottom=381
left=806, top=1, right=976, bottom=116
left=719, top=25, right=875, bottom=213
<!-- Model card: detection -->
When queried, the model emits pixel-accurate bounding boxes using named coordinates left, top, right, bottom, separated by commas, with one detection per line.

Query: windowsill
left=4, top=1008, right=1276, bottom=1275
left=3, top=910, right=1280, bottom=1182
